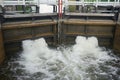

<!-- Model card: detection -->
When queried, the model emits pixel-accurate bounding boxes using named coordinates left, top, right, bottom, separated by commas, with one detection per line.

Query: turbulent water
left=0, top=36, right=120, bottom=80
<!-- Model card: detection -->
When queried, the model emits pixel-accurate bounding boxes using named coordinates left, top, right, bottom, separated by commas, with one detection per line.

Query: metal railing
left=0, top=0, right=120, bottom=14
left=64, top=0, right=120, bottom=7
left=0, top=0, right=120, bottom=7
left=0, top=0, right=57, bottom=6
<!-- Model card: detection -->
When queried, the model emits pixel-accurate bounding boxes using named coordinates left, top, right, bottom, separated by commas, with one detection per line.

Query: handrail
left=0, top=0, right=57, bottom=6
left=0, top=0, right=120, bottom=7
left=65, top=0, right=120, bottom=7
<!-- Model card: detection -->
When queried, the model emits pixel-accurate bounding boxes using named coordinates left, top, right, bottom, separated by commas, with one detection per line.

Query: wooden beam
left=2, top=21, right=57, bottom=30
left=65, top=13, right=115, bottom=17
left=4, top=33, right=55, bottom=43
left=63, top=20, right=116, bottom=26
left=4, top=13, right=57, bottom=18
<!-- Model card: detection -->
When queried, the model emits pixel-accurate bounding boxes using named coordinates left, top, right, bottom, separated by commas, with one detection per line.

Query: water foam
left=17, top=36, right=119, bottom=80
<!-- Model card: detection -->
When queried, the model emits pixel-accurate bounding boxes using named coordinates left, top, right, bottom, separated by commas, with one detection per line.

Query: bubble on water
left=14, top=36, right=120, bottom=80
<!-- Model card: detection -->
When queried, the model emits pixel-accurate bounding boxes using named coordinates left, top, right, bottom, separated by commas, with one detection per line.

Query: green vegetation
left=84, top=0, right=96, bottom=2
left=69, top=5, right=76, bottom=12
left=68, top=0, right=116, bottom=12
left=25, top=0, right=34, bottom=1
left=16, top=5, right=32, bottom=13
left=100, top=0, right=109, bottom=2
left=85, top=0, right=115, bottom=2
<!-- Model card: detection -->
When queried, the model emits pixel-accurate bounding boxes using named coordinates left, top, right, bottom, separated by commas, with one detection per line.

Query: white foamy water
left=16, top=36, right=120, bottom=80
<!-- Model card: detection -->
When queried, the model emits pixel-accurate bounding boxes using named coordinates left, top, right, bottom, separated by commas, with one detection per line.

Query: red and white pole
left=58, top=0, right=62, bottom=19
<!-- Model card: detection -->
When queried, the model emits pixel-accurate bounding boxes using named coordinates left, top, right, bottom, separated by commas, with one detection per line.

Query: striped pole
left=58, top=0, right=62, bottom=19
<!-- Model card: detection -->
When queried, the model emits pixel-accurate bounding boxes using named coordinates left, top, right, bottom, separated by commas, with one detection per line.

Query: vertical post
left=58, top=0, right=63, bottom=44
left=0, top=5, right=5, bottom=15
left=96, top=0, right=98, bottom=8
left=53, top=5, right=57, bottom=13
left=58, top=0, right=62, bottom=19
left=114, top=11, right=120, bottom=52
left=22, top=5, right=25, bottom=13
left=36, top=5, right=39, bottom=13
left=0, top=15, right=5, bottom=64
left=114, top=0, right=117, bottom=7
left=76, top=0, right=79, bottom=12
left=1, top=0, right=4, bottom=7
left=22, top=0, right=26, bottom=5
left=37, top=0, right=40, bottom=13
